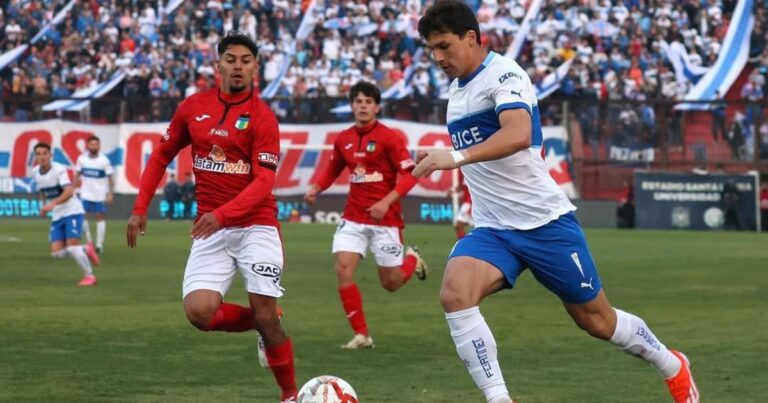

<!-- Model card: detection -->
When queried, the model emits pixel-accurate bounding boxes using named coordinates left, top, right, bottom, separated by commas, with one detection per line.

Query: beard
left=228, top=83, right=247, bottom=93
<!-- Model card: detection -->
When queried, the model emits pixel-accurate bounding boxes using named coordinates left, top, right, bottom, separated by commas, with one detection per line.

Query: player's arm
left=304, top=141, right=346, bottom=205
left=191, top=111, right=280, bottom=239
left=413, top=109, right=530, bottom=177
left=127, top=105, right=191, bottom=247
left=74, top=157, right=83, bottom=188
left=368, top=134, right=418, bottom=219
left=106, top=160, right=115, bottom=204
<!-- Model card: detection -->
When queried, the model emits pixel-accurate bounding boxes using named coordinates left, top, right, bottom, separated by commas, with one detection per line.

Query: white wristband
left=450, top=151, right=466, bottom=165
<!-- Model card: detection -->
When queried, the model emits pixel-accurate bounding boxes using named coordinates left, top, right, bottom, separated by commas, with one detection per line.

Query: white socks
left=446, top=307, right=510, bottom=402
left=96, top=220, right=106, bottom=249
left=610, top=308, right=681, bottom=378
left=66, top=245, right=93, bottom=276
left=83, top=219, right=92, bottom=243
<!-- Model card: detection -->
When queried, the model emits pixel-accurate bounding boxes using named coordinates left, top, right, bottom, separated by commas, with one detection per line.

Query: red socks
left=339, top=284, right=368, bottom=336
left=266, top=338, right=298, bottom=400
left=205, top=302, right=254, bottom=332
left=400, top=254, right=417, bottom=283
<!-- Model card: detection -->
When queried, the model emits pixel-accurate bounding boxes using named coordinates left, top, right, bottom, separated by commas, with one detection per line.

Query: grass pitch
left=0, top=219, right=766, bottom=402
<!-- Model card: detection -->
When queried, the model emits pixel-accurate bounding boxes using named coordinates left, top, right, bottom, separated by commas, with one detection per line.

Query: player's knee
left=251, top=305, right=279, bottom=332
left=439, top=286, right=472, bottom=312
left=184, top=304, right=218, bottom=330
left=381, top=278, right=401, bottom=292
left=51, top=249, right=68, bottom=259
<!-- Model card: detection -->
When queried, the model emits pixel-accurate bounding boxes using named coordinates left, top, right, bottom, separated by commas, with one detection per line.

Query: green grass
left=0, top=219, right=766, bottom=402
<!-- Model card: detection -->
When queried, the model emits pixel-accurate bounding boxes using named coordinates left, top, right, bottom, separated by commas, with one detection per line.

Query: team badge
left=235, top=114, right=250, bottom=130
left=366, top=141, right=376, bottom=152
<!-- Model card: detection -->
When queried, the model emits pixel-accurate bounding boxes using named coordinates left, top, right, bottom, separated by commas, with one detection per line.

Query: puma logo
left=209, top=145, right=227, bottom=162
left=580, top=278, right=594, bottom=290
left=510, top=89, right=523, bottom=97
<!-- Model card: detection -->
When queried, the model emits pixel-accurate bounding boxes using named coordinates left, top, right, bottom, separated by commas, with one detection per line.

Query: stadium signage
left=0, top=120, right=575, bottom=199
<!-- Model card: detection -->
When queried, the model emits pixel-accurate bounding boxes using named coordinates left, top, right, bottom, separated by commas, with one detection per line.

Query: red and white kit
left=313, top=121, right=417, bottom=266
left=132, top=88, right=283, bottom=297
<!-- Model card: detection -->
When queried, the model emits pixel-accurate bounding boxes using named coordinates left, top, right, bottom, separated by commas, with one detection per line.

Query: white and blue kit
left=446, top=52, right=601, bottom=303
left=75, top=153, right=113, bottom=214
left=34, top=162, right=85, bottom=243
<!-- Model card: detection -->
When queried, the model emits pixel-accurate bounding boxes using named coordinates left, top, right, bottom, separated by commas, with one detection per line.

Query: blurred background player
left=415, top=2, right=698, bottom=403
left=75, top=136, right=114, bottom=253
left=181, top=173, right=196, bottom=219
left=126, top=31, right=297, bottom=402
left=304, top=81, right=428, bottom=350
left=163, top=173, right=180, bottom=220
left=452, top=170, right=473, bottom=239
left=33, top=142, right=100, bottom=286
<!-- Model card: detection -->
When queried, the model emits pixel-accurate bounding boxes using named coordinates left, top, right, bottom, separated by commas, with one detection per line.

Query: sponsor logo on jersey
left=235, top=114, right=250, bottom=130
left=208, top=128, right=230, bottom=137
left=498, top=71, right=522, bottom=84
left=349, top=165, right=383, bottom=183
left=380, top=244, right=403, bottom=257
left=366, top=141, right=376, bottom=152
left=193, top=145, right=251, bottom=174
left=353, top=152, right=366, bottom=158
left=251, top=263, right=282, bottom=284
left=451, top=126, right=484, bottom=149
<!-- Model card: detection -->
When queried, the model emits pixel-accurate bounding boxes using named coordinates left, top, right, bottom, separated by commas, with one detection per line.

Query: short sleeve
left=491, top=65, right=535, bottom=117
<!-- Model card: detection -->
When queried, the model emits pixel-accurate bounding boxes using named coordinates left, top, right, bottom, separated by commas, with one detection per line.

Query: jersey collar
left=457, top=51, right=496, bottom=89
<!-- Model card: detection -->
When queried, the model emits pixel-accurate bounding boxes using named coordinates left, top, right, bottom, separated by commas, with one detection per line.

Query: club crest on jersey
left=235, top=114, right=250, bottom=130
left=366, top=141, right=376, bottom=152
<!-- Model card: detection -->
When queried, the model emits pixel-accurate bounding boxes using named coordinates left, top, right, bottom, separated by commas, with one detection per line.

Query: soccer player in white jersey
left=75, top=136, right=114, bottom=253
left=33, top=143, right=100, bottom=286
left=414, top=2, right=698, bottom=403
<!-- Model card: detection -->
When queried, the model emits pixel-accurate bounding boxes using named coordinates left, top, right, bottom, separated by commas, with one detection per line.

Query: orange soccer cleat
left=665, top=350, right=699, bottom=403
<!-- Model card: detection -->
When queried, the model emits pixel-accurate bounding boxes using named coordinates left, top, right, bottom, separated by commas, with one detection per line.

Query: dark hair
left=34, top=142, right=51, bottom=152
left=349, top=81, right=381, bottom=104
left=217, top=31, right=259, bottom=57
left=87, top=135, right=100, bottom=143
left=418, top=0, right=481, bottom=45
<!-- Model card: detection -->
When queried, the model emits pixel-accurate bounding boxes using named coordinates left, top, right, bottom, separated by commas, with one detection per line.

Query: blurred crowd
left=2, top=0, right=766, bottom=104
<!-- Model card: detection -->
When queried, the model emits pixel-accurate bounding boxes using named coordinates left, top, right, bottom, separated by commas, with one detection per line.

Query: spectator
left=760, top=181, right=768, bottom=231
left=720, top=179, right=744, bottom=230
left=163, top=173, right=180, bottom=220
left=180, top=173, right=196, bottom=219
left=712, top=90, right=727, bottom=142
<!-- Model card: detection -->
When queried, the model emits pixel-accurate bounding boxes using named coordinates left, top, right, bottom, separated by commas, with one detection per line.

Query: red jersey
left=457, top=169, right=472, bottom=204
left=314, top=121, right=417, bottom=228
left=132, top=87, right=280, bottom=228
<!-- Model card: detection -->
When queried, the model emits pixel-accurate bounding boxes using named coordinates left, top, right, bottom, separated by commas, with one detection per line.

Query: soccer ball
left=297, top=375, right=358, bottom=403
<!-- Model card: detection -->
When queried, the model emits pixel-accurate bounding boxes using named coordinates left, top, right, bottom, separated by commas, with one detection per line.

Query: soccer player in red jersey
left=303, top=81, right=428, bottom=349
left=452, top=170, right=473, bottom=239
left=126, top=32, right=297, bottom=402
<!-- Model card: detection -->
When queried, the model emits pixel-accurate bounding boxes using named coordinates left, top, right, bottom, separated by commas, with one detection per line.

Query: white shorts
left=332, top=219, right=404, bottom=267
left=455, top=202, right=473, bottom=225
left=182, top=225, right=284, bottom=298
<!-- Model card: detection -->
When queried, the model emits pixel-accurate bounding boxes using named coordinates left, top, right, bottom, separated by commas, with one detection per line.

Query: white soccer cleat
left=341, top=333, right=374, bottom=349
left=257, top=336, right=269, bottom=368
left=406, top=245, right=428, bottom=280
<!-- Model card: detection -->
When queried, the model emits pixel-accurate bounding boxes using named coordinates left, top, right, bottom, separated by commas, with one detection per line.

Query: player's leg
left=519, top=212, right=698, bottom=402
left=454, top=221, right=467, bottom=239
left=332, top=220, right=374, bottom=348
left=372, top=226, right=426, bottom=291
left=441, top=229, right=522, bottom=403
left=234, top=225, right=297, bottom=401
left=182, top=230, right=246, bottom=331
left=57, top=214, right=97, bottom=285
left=95, top=208, right=106, bottom=253
left=454, top=202, right=472, bottom=239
